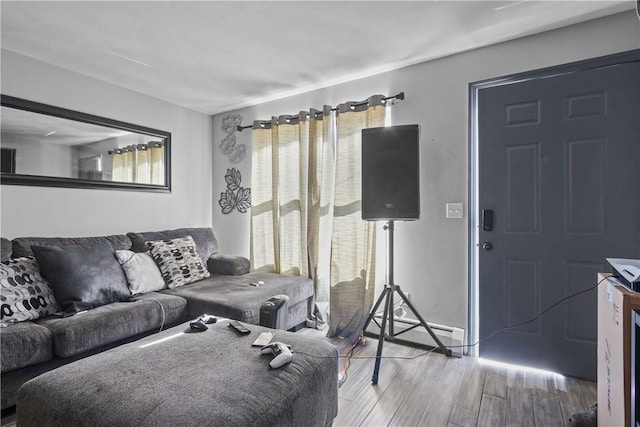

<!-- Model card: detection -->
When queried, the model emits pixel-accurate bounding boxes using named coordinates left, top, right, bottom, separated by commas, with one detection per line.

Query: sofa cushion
left=36, top=292, right=188, bottom=358
left=162, top=272, right=313, bottom=323
left=0, top=257, right=59, bottom=327
left=12, top=234, right=131, bottom=258
left=207, top=254, right=250, bottom=276
left=32, top=242, right=132, bottom=314
left=0, top=321, right=53, bottom=372
left=127, top=227, right=218, bottom=264
left=116, top=250, right=166, bottom=295
left=0, top=238, right=11, bottom=262
left=147, top=236, right=210, bottom=288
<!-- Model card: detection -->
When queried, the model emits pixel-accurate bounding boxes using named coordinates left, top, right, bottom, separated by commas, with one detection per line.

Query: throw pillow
left=115, top=250, right=166, bottom=295
left=147, top=236, right=210, bottom=288
left=32, top=242, right=131, bottom=314
left=0, top=257, right=59, bottom=327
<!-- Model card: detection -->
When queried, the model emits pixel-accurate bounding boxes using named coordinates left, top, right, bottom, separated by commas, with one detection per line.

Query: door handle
left=482, top=209, right=494, bottom=231
left=482, top=242, right=493, bottom=251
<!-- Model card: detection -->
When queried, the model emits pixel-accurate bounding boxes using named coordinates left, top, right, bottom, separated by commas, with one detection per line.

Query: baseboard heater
left=368, top=313, right=465, bottom=358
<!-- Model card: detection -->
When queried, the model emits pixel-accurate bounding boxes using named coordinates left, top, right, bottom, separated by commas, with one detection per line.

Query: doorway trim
left=467, top=49, right=640, bottom=355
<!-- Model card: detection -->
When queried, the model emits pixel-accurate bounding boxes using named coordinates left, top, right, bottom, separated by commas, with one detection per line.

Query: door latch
left=482, top=209, right=494, bottom=231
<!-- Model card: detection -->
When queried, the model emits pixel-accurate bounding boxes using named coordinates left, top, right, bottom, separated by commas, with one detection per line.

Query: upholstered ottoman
left=17, top=320, right=338, bottom=427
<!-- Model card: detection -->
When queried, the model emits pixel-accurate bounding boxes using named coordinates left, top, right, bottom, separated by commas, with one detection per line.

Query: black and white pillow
left=147, top=236, right=210, bottom=288
left=0, top=257, right=59, bottom=327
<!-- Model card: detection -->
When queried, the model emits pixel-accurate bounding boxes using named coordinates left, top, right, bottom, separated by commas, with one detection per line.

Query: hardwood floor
left=1, top=331, right=596, bottom=427
left=0, top=410, right=15, bottom=427
left=329, top=335, right=596, bottom=427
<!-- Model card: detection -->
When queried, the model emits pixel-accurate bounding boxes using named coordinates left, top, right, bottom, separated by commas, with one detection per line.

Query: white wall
left=1, top=49, right=213, bottom=238
left=1, top=138, right=73, bottom=177
left=212, top=11, right=639, bottom=336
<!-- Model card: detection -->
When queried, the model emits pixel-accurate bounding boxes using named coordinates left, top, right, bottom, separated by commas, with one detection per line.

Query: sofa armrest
left=207, top=254, right=250, bottom=276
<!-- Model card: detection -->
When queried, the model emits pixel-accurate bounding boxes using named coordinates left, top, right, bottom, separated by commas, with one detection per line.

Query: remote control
left=260, top=342, right=293, bottom=368
left=228, top=320, right=250, bottom=334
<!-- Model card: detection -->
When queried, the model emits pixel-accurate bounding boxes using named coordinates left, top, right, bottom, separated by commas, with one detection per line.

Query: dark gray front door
left=477, top=56, right=639, bottom=380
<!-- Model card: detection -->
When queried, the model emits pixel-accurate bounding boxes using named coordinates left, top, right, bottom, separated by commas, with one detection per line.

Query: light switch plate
left=446, top=203, right=463, bottom=219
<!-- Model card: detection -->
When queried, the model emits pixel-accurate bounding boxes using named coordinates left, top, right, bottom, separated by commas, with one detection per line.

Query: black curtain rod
left=236, top=92, right=404, bottom=132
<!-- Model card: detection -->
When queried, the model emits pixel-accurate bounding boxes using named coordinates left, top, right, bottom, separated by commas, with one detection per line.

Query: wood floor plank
left=483, top=365, right=508, bottom=398
left=533, top=389, right=564, bottom=427
left=416, top=356, right=470, bottom=426
left=337, top=397, right=354, bottom=419
left=360, top=347, right=426, bottom=426
left=338, top=340, right=409, bottom=400
left=448, top=359, right=487, bottom=427
left=507, top=368, right=527, bottom=389
left=335, top=339, right=381, bottom=402
left=340, top=361, right=375, bottom=398
left=333, top=341, right=416, bottom=427
left=577, top=378, right=597, bottom=408
left=477, top=393, right=507, bottom=427
left=555, top=375, right=590, bottom=425
left=524, top=371, right=555, bottom=393
left=506, top=388, right=535, bottom=427
left=0, top=411, right=16, bottom=427
left=387, top=352, right=449, bottom=427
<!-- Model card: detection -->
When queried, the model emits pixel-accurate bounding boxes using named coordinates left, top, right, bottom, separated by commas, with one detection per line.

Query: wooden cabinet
left=597, top=273, right=640, bottom=427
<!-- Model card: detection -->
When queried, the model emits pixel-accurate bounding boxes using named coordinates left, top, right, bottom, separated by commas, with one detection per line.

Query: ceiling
left=1, top=1, right=634, bottom=115
left=1, top=107, right=134, bottom=146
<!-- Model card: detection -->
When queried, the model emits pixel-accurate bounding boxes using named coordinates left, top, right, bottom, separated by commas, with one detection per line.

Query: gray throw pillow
left=32, top=242, right=131, bottom=314
left=116, top=250, right=166, bottom=295
left=0, top=237, right=12, bottom=262
left=0, top=257, right=59, bottom=326
left=147, top=236, right=210, bottom=288
left=127, top=228, right=218, bottom=264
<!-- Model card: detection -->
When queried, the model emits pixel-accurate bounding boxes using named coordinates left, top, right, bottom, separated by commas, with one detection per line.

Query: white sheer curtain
left=251, top=96, right=388, bottom=340
left=251, top=114, right=310, bottom=276
left=112, top=142, right=164, bottom=185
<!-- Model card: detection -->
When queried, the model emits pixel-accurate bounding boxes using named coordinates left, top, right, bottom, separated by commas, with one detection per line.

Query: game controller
left=260, top=342, right=293, bottom=368
left=189, top=314, right=217, bottom=332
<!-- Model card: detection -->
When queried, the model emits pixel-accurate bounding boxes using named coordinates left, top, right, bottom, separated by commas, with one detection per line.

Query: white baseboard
left=366, top=314, right=465, bottom=357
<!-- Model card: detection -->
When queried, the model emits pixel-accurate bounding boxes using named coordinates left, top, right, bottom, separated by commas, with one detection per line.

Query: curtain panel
left=328, top=101, right=385, bottom=339
left=111, top=142, right=164, bottom=185
left=251, top=96, right=387, bottom=340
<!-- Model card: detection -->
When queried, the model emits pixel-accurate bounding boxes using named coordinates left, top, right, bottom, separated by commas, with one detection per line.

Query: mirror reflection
left=0, top=95, right=171, bottom=191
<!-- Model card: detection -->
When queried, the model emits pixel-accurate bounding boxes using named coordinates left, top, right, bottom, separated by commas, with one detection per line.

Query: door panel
left=478, top=60, right=639, bottom=380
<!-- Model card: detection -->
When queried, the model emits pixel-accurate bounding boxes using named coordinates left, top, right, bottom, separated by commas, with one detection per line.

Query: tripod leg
left=395, top=286, right=452, bottom=357
left=363, top=286, right=390, bottom=333
left=372, top=288, right=391, bottom=384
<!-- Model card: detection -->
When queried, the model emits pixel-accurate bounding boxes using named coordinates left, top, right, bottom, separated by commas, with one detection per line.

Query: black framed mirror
left=0, top=95, right=171, bottom=192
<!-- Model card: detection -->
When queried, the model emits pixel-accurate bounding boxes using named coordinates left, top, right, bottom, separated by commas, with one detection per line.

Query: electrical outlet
left=446, top=202, right=463, bottom=219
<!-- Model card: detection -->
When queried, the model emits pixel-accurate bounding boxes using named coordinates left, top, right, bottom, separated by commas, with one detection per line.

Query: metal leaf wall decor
left=219, top=168, right=251, bottom=214
left=220, top=114, right=246, bottom=164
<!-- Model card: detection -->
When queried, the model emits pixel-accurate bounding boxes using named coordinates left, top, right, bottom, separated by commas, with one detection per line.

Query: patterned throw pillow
left=147, top=236, right=210, bottom=288
left=0, top=257, right=59, bottom=327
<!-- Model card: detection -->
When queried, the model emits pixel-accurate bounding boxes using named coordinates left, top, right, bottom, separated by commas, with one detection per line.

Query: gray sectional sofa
left=0, top=227, right=315, bottom=410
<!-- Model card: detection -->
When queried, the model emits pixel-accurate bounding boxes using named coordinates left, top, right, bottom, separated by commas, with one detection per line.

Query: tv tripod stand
left=362, top=220, right=452, bottom=384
